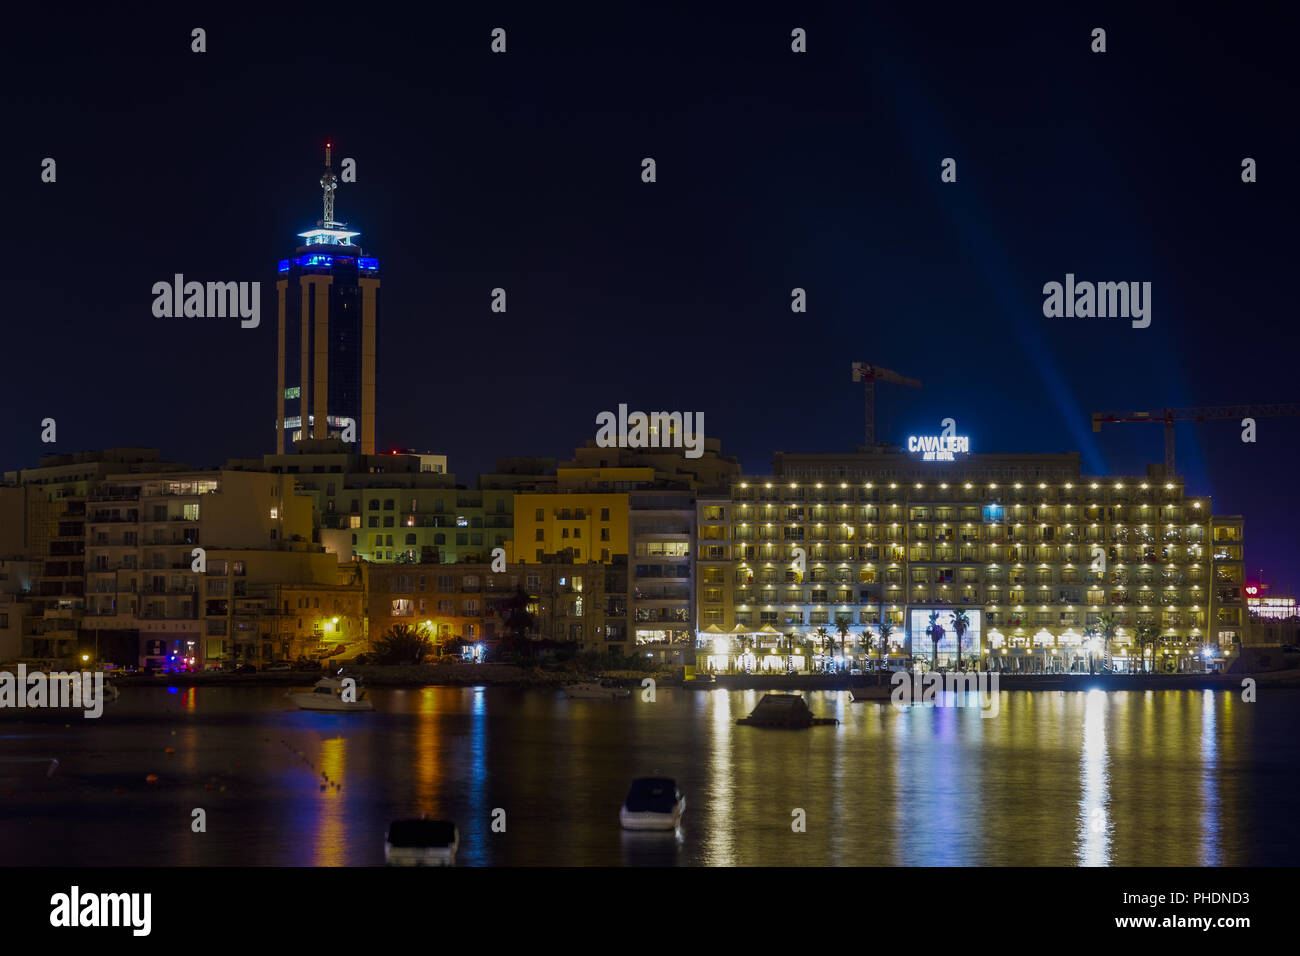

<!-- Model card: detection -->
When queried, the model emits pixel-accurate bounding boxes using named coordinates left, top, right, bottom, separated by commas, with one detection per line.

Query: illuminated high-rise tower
left=276, top=143, right=379, bottom=454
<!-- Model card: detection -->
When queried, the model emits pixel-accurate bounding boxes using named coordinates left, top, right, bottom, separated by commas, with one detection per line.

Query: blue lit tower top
left=278, top=145, right=378, bottom=272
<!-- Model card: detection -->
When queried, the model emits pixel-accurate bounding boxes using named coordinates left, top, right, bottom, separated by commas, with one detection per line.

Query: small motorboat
left=385, top=818, right=458, bottom=866
left=683, top=673, right=717, bottom=688
left=563, top=680, right=630, bottom=699
left=737, top=693, right=838, bottom=727
left=620, top=777, right=685, bottom=831
left=288, top=677, right=374, bottom=712
left=849, top=685, right=892, bottom=702
left=0, top=673, right=120, bottom=716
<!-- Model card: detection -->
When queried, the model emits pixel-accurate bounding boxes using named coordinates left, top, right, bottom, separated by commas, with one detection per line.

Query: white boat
left=620, top=777, right=685, bottom=831
left=0, top=674, right=120, bottom=712
left=385, top=819, right=458, bottom=866
left=564, top=680, right=630, bottom=699
left=288, top=677, right=374, bottom=712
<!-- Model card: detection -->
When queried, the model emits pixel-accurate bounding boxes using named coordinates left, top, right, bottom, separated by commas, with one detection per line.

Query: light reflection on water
left=1077, top=689, right=1110, bottom=866
left=0, top=685, right=1291, bottom=866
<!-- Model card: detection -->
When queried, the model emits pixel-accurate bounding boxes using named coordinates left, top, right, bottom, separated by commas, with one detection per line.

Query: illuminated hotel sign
left=907, top=434, right=970, bottom=461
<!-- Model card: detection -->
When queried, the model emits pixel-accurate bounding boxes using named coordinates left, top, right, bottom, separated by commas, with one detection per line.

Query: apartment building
left=203, top=554, right=365, bottom=665
left=548, top=440, right=742, bottom=663
left=368, top=559, right=628, bottom=654
left=0, top=559, right=37, bottom=660
left=1, top=449, right=186, bottom=662
left=78, top=468, right=342, bottom=668
left=235, top=441, right=510, bottom=565
left=629, top=489, right=695, bottom=664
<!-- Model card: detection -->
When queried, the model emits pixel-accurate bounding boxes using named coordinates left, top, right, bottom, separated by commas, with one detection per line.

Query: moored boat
left=288, top=677, right=374, bottom=712
left=619, top=777, right=685, bottom=831
left=0, top=672, right=119, bottom=715
left=385, top=818, right=458, bottom=866
left=563, top=680, right=630, bottom=699
left=737, top=693, right=838, bottom=727
left=849, top=685, right=892, bottom=702
left=683, top=673, right=717, bottom=688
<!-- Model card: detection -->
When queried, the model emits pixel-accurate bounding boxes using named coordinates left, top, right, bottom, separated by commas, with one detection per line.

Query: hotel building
left=696, top=450, right=1245, bottom=673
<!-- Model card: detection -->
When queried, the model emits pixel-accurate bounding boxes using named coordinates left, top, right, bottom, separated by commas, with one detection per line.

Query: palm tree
left=876, top=621, right=894, bottom=685
left=813, top=626, right=832, bottom=672
left=371, top=623, right=434, bottom=665
left=498, top=586, right=537, bottom=661
left=951, top=609, right=969, bottom=671
left=1096, top=612, right=1118, bottom=673
left=835, top=616, right=853, bottom=671
left=1083, top=626, right=1098, bottom=674
left=1136, top=624, right=1159, bottom=674
left=926, top=611, right=945, bottom=672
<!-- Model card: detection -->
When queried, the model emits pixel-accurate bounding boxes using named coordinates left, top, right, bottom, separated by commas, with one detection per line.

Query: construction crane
left=851, top=363, right=922, bottom=449
left=1091, top=404, right=1300, bottom=476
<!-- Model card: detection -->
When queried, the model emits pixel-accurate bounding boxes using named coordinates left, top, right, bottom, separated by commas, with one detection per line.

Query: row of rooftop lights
left=740, top=481, right=1182, bottom=490
left=737, top=519, right=1200, bottom=526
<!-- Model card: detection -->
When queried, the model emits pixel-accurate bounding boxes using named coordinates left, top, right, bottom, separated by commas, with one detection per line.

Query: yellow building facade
left=513, top=492, right=630, bottom=565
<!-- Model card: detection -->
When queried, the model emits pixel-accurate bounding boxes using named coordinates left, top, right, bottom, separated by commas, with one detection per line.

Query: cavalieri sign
left=907, top=419, right=970, bottom=461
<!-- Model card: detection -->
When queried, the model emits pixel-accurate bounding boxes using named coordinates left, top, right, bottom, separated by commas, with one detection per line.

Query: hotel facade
left=695, top=450, right=1245, bottom=674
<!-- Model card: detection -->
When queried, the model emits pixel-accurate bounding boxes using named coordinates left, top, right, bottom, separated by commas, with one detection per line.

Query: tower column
left=311, top=277, right=333, bottom=439
left=298, top=276, right=312, bottom=443
left=275, top=280, right=287, bottom=454
left=360, top=277, right=379, bottom=454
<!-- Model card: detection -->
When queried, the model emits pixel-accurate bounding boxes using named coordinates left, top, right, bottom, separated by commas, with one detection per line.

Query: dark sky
left=3, top=3, right=1297, bottom=591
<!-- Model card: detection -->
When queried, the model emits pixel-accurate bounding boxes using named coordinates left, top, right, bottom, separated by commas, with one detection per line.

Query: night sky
left=3, top=4, right=1297, bottom=590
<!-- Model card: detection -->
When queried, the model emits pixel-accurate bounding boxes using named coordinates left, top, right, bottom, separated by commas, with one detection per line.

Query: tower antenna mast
left=321, top=142, right=337, bottom=227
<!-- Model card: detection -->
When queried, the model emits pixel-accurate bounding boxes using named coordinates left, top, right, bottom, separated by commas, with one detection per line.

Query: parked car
left=265, top=661, right=293, bottom=671
left=233, top=664, right=256, bottom=675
